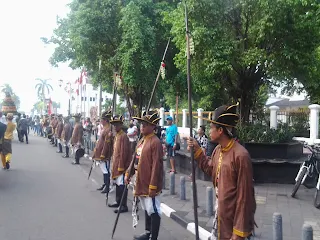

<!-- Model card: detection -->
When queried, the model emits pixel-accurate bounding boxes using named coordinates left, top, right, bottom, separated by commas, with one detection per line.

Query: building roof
left=265, top=99, right=310, bottom=108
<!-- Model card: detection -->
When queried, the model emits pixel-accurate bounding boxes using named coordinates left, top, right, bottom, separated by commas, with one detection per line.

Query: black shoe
left=108, top=202, right=120, bottom=208
left=6, top=162, right=10, bottom=170
left=133, top=232, right=151, bottom=240
left=26, top=142, right=29, bottom=144
left=62, top=155, right=69, bottom=158
left=97, top=184, right=105, bottom=191
left=101, top=186, right=108, bottom=194
left=56, top=151, right=63, bottom=153
left=72, top=161, right=80, bottom=165
left=114, top=205, right=128, bottom=214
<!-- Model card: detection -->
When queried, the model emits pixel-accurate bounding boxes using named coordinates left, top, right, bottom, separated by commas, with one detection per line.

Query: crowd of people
left=0, top=104, right=256, bottom=240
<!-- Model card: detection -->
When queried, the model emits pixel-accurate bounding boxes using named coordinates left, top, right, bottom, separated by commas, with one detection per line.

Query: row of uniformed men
left=47, top=111, right=164, bottom=240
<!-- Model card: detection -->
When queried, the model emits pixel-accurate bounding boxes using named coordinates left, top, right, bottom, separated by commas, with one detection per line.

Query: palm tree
left=1, top=84, right=14, bottom=95
left=35, top=78, right=53, bottom=101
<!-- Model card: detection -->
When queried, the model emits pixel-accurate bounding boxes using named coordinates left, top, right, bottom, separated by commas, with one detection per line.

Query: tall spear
left=111, top=38, right=171, bottom=239
left=147, top=38, right=170, bottom=110
left=185, top=2, right=200, bottom=240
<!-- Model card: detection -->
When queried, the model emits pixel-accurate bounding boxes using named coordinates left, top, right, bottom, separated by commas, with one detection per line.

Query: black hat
left=101, top=111, right=112, bottom=120
left=110, top=115, right=124, bottom=124
left=199, top=103, right=239, bottom=128
left=132, top=110, right=161, bottom=126
left=72, top=113, right=82, bottom=119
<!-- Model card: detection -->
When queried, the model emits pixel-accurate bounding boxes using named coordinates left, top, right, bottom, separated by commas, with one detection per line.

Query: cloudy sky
left=0, top=0, right=79, bottom=113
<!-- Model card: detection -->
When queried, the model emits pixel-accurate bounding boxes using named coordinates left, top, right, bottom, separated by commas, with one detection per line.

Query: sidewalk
left=160, top=171, right=320, bottom=240
left=84, top=140, right=320, bottom=240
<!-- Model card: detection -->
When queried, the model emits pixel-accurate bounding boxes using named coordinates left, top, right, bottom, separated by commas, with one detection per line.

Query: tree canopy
left=0, top=84, right=20, bottom=110
left=44, top=0, right=320, bottom=122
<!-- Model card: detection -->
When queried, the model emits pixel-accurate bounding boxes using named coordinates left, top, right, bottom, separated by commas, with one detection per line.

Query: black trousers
left=20, top=130, right=28, bottom=143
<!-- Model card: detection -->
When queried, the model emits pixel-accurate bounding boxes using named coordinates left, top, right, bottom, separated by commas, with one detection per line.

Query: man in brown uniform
left=126, top=111, right=163, bottom=240
left=61, top=116, right=72, bottom=158
left=92, top=111, right=113, bottom=194
left=48, top=114, right=55, bottom=144
left=188, top=104, right=256, bottom=240
left=56, top=114, right=64, bottom=153
left=71, top=113, right=84, bottom=165
left=108, top=115, right=131, bottom=214
left=52, top=115, right=59, bottom=147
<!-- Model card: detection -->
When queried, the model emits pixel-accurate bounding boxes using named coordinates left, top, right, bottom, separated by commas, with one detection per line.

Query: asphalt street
left=0, top=134, right=194, bottom=240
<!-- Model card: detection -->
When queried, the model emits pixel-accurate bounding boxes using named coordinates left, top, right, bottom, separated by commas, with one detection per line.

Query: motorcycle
left=291, top=143, right=320, bottom=208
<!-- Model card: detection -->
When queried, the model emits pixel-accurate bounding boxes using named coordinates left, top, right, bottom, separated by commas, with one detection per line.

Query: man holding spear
left=108, top=115, right=131, bottom=214
left=126, top=111, right=163, bottom=240
left=187, top=104, right=256, bottom=240
left=92, top=111, right=113, bottom=194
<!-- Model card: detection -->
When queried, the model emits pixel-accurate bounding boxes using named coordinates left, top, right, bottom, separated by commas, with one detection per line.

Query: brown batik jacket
left=194, top=140, right=256, bottom=240
left=92, top=124, right=113, bottom=161
left=61, top=122, right=72, bottom=142
left=56, top=121, right=64, bottom=139
left=71, top=122, right=83, bottom=146
left=111, top=130, right=130, bottom=179
left=130, top=133, right=163, bottom=197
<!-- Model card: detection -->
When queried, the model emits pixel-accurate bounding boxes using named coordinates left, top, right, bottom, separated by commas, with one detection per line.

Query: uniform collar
left=221, top=139, right=235, bottom=152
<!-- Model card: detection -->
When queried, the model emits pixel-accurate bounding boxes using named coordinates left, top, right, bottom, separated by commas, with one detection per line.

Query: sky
left=0, top=0, right=79, bottom=113
left=0, top=0, right=307, bottom=114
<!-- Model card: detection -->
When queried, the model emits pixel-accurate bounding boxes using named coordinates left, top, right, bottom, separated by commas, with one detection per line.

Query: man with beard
left=187, top=104, right=256, bottom=240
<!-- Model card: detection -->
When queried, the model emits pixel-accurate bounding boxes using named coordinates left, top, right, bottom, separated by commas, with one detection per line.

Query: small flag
left=160, top=61, right=166, bottom=79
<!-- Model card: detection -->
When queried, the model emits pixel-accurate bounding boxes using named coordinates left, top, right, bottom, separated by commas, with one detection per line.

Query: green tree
left=165, top=0, right=320, bottom=122
left=35, top=79, right=53, bottom=102
left=43, top=0, right=178, bottom=116
left=1, top=84, right=21, bottom=110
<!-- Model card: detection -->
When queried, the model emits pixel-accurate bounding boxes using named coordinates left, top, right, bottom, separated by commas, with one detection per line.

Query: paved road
left=0, top=135, right=194, bottom=240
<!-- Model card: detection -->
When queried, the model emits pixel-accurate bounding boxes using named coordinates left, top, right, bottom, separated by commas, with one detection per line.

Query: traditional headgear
left=132, top=110, right=161, bottom=126
left=110, top=115, right=124, bottom=124
left=101, top=110, right=112, bottom=120
left=6, top=113, right=13, bottom=120
left=72, top=113, right=82, bottom=119
left=198, top=103, right=239, bottom=128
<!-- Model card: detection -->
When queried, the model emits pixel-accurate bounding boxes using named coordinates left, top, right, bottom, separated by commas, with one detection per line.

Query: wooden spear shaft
left=185, top=2, right=200, bottom=240
left=146, top=38, right=171, bottom=111
left=111, top=38, right=171, bottom=239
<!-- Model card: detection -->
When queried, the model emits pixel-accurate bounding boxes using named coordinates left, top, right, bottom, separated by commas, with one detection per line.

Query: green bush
left=237, top=123, right=295, bottom=144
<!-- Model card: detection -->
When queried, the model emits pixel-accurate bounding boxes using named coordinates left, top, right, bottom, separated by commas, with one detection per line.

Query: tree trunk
left=175, top=95, right=179, bottom=125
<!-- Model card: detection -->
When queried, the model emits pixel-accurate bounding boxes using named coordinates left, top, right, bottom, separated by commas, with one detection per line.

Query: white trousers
left=139, top=196, right=162, bottom=216
left=98, top=161, right=110, bottom=174
left=115, top=174, right=125, bottom=186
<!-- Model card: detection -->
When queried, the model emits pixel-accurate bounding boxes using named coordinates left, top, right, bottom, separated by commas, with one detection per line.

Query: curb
left=160, top=203, right=212, bottom=240
left=84, top=153, right=211, bottom=240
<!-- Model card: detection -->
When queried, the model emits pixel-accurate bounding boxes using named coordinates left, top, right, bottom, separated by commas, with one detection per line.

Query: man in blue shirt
left=165, top=116, right=178, bottom=173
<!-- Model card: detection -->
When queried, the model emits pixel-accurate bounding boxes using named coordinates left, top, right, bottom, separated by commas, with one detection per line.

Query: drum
left=75, top=147, right=85, bottom=158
